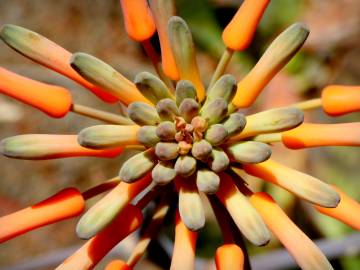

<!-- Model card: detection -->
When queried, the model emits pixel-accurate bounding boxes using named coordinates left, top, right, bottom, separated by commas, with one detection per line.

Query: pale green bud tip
left=191, top=140, right=212, bottom=161
left=137, top=126, right=160, bottom=147
left=119, top=149, right=156, bottom=182
left=175, top=155, right=197, bottom=177
left=156, top=121, right=176, bottom=141
left=227, top=141, right=272, bottom=164
left=208, top=149, right=229, bottom=173
left=196, top=169, right=220, bottom=194
left=207, top=74, right=237, bottom=104
left=152, top=161, right=176, bottom=185
left=128, top=102, right=160, bottom=126
left=134, top=72, right=173, bottom=104
left=70, top=52, right=103, bottom=84
left=223, top=113, right=246, bottom=137
left=201, top=98, right=228, bottom=125
left=155, top=142, right=179, bottom=160
left=179, top=98, right=199, bottom=123
left=156, top=98, right=179, bottom=121
left=175, top=80, right=197, bottom=105
left=205, top=124, right=228, bottom=145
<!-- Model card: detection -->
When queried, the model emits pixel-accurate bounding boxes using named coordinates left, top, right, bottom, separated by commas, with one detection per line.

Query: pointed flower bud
left=175, top=155, right=197, bottom=177
left=155, top=142, right=179, bottom=160
left=71, top=52, right=150, bottom=105
left=178, top=180, right=205, bottom=231
left=156, top=121, right=176, bottom=141
left=226, top=141, right=272, bottom=164
left=179, top=98, right=200, bottom=123
left=216, top=173, right=270, bottom=246
left=152, top=161, right=177, bottom=185
left=232, top=107, right=304, bottom=140
left=0, top=188, right=84, bottom=243
left=78, top=125, right=140, bottom=149
left=137, top=126, right=160, bottom=147
left=223, top=112, right=246, bottom=137
left=201, top=98, right=228, bottom=125
left=156, top=98, right=179, bottom=121
left=233, top=23, right=309, bottom=108
left=222, top=0, right=270, bottom=51
left=196, top=169, right=220, bottom=194
left=205, top=74, right=237, bottom=105
left=322, top=85, right=360, bottom=116
left=208, top=148, right=230, bottom=173
left=128, top=102, right=161, bottom=126
left=191, top=139, right=213, bottom=161
left=215, top=244, right=244, bottom=270
left=0, top=68, right=72, bottom=118
left=168, top=16, right=205, bottom=101
left=119, top=0, right=156, bottom=41
left=134, top=71, right=174, bottom=104
left=76, top=175, right=150, bottom=239
left=0, top=24, right=116, bottom=102
left=205, top=124, right=228, bottom=145
left=244, top=159, right=340, bottom=208
left=175, top=80, right=197, bottom=106
left=0, top=134, right=123, bottom=160
left=119, top=149, right=157, bottom=182
left=250, top=192, right=334, bottom=270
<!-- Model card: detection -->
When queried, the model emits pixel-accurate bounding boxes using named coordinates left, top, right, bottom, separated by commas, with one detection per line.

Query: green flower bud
left=226, top=141, right=272, bottom=164
left=191, top=140, right=212, bottom=161
left=208, top=148, right=230, bottom=173
left=205, top=74, right=237, bottom=105
left=196, top=169, right=220, bottom=194
left=201, top=98, right=228, bottom=125
left=155, top=142, right=179, bottom=160
left=137, top=126, right=160, bottom=147
left=174, top=155, right=197, bottom=177
left=156, top=121, right=176, bottom=141
left=119, top=148, right=157, bottom=182
left=205, top=124, right=228, bottom=145
left=156, top=98, right=179, bottom=121
left=134, top=71, right=174, bottom=104
left=152, top=161, right=176, bottom=185
left=175, top=80, right=197, bottom=105
left=128, top=102, right=161, bottom=126
left=223, top=113, right=246, bottom=137
left=179, top=98, right=199, bottom=123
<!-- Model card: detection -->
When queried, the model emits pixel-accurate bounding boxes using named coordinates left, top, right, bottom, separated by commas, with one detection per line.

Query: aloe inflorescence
left=0, top=1, right=359, bottom=270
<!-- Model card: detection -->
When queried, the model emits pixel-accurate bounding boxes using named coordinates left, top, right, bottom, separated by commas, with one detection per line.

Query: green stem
left=208, top=47, right=234, bottom=89
left=290, top=98, right=322, bottom=111
left=252, top=133, right=282, bottom=143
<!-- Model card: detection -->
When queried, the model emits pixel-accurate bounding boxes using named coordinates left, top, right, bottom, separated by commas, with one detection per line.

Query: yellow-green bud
left=191, top=139, right=212, bottom=161
left=206, top=74, right=237, bottom=105
left=226, top=141, right=271, bottom=164
left=156, top=121, right=176, bottom=141
left=205, top=124, right=228, bottom=145
left=152, top=161, right=176, bottom=185
left=179, top=98, right=199, bottom=123
left=201, top=98, right=228, bottom=125
left=175, top=80, right=197, bottom=105
left=128, top=102, right=161, bottom=126
left=174, top=155, right=197, bottom=177
left=208, top=148, right=230, bottom=173
left=137, top=126, right=160, bottom=147
left=155, top=142, right=179, bottom=160
left=196, top=169, right=220, bottom=194
left=156, top=98, right=179, bottom=121
left=223, top=113, right=246, bottom=137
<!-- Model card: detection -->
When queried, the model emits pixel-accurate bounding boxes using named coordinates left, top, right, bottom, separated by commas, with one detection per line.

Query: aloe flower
left=0, top=1, right=359, bottom=269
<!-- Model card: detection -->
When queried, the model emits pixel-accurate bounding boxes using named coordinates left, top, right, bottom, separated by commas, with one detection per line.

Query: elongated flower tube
left=105, top=260, right=131, bottom=270
left=244, top=159, right=340, bottom=207
left=215, top=244, right=244, bottom=270
left=56, top=204, right=142, bottom=270
left=0, top=67, right=72, bottom=118
left=314, top=185, right=360, bottom=230
left=0, top=134, right=124, bottom=159
left=222, top=0, right=270, bottom=51
left=170, top=211, right=197, bottom=270
left=0, top=188, right=84, bottom=243
left=282, top=123, right=360, bottom=149
left=250, top=192, right=334, bottom=270
left=232, top=23, right=309, bottom=108
left=0, top=24, right=117, bottom=102
left=321, top=85, right=360, bottom=116
left=119, top=0, right=156, bottom=41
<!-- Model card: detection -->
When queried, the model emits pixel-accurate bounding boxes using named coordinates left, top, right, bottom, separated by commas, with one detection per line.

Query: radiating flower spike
left=0, top=67, right=72, bottom=118
left=0, top=134, right=124, bottom=160
left=233, top=23, right=309, bottom=108
left=0, top=188, right=84, bottom=243
left=250, top=192, right=334, bottom=270
left=0, top=24, right=117, bottom=102
left=168, top=16, right=205, bottom=101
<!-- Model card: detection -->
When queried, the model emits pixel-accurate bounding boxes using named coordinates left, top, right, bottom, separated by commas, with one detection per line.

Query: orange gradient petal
left=119, top=0, right=156, bottom=41
left=314, top=185, right=360, bottom=230
left=215, top=244, right=244, bottom=270
left=222, top=0, right=270, bottom=51
left=250, top=192, right=333, bottom=270
left=0, top=188, right=84, bottom=243
left=105, top=260, right=132, bottom=270
left=0, top=68, right=72, bottom=118
left=170, top=211, right=197, bottom=270
left=57, top=205, right=142, bottom=270
left=282, top=123, right=360, bottom=149
left=322, top=85, right=360, bottom=116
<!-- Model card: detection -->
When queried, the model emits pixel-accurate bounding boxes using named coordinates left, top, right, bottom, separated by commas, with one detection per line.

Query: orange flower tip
left=119, top=0, right=156, bottom=41
left=105, top=260, right=132, bottom=270
left=222, top=0, right=271, bottom=51
left=215, top=244, right=244, bottom=270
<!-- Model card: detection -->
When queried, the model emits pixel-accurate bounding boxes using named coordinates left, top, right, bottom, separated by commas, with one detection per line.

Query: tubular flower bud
left=205, top=124, right=228, bottom=145
left=201, top=98, right=228, bottom=125
left=226, top=141, right=272, bottom=164
left=191, top=139, right=213, bottom=161
left=155, top=142, right=179, bottom=160
left=128, top=102, right=161, bottom=126
left=174, top=155, right=197, bottom=177
left=119, top=0, right=156, bottom=41
left=215, top=244, right=244, bottom=270
left=223, top=113, right=246, bottom=137
left=175, top=80, right=197, bottom=105
left=208, top=148, right=230, bottom=173
left=156, top=98, right=179, bottom=121
left=152, top=161, right=177, bottom=185
left=137, top=126, right=160, bottom=147
left=196, top=169, right=220, bottom=194
left=205, top=74, right=237, bottom=105
left=179, top=98, right=200, bottom=123
left=156, top=121, right=177, bottom=141
left=105, top=260, right=132, bottom=270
